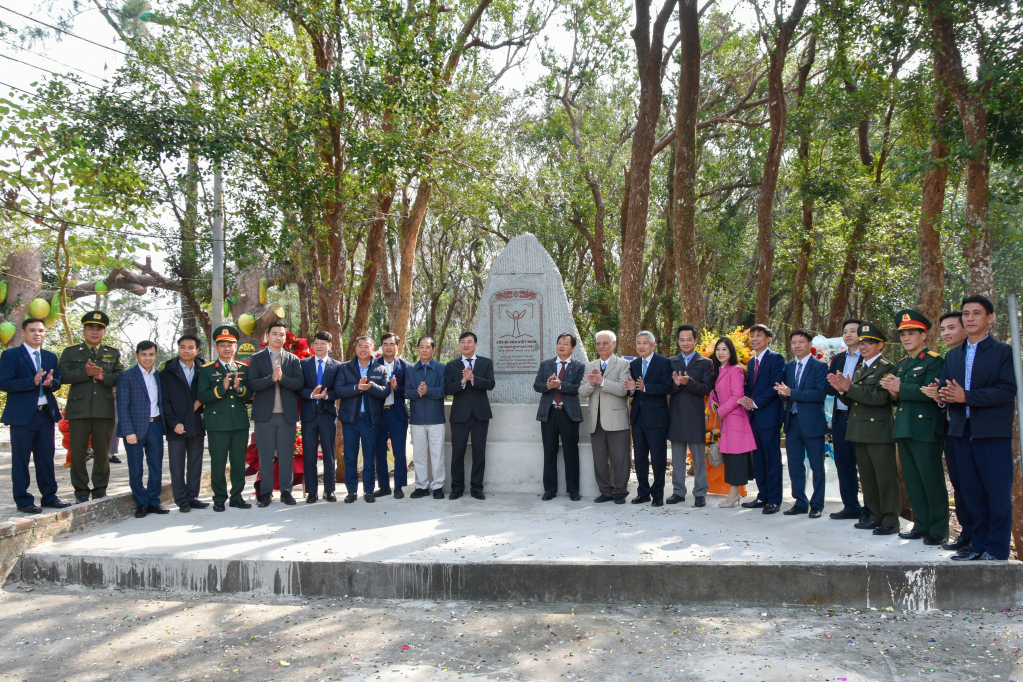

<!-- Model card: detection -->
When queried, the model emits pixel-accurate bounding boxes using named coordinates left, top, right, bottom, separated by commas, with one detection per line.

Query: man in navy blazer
left=937, top=295, right=1018, bottom=561
left=334, top=335, right=391, bottom=503
left=300, top=331, right=340, bottom=503
left=775, top=329, right=829, bottom=517
left=116, top=340, right=170, bottom=518
left=0, top=317, right=68, bottom=514
left=624, top=331, right=674, bottom=506
left=373, top=333, right=412, bottom=499
left=740, top=324, right=786, bottom=514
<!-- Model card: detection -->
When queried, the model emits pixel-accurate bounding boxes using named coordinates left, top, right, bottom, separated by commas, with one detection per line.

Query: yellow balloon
left=238, top=312, right=256, bottom=336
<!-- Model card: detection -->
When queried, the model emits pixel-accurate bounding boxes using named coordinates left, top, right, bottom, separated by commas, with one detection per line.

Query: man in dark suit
left=775, top=329, right=829, bottom=518
left=335, top=335, right=391, bottom=503
left=445, top=331, right=495, bottom=500
left=116, top=340, right=170, bottom=518
left=0, top=317, right=68, bottom=514
left=740, top=324, right=786, bottom=514
left=666, top=325, right=714, bottom=507
left=533, top=333, right=586, bottom=501
left=299, top=331, right=340, bottom=503
left=160, top=334, right=208, bottom=512
left=624, top=330, right=674, bottom=507
left=248, top=320, right=305, bottom=507
left=825, top=318, right=869, bottom=522
left=937, top=295, right=1017, bottom=561
left=373, top=333, right=412, bottom=499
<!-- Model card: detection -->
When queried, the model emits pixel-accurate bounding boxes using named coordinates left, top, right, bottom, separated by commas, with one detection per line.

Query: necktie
left=683, top=355, right=689, bottom=368
left=468, top=358, right=474, bottom=372
left=316, top=360, right=324, bottom=402
left=601, top=360, right=607, bottom=372
left=792, top=361, right=802, bottom=413
left=642, top=358, right=648, bottom=379
left=554, top=361, right=566, bottom=404
left=34, top=350, right=43, bottom=400
left=753, top=356, right=760, bottom=382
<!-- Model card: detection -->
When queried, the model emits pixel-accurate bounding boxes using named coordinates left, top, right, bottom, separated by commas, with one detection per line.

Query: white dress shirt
left=461, top=354, right=478, bottom=387
left=141, top=365, right=160, bottom=418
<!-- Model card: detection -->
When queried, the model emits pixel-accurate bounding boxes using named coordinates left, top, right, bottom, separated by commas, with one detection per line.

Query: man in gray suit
left=578, top=330, right=632, bottom=504
left=667, top=325, right=714, bottom=507
left=247, top=321, right=305, bottom=506
left=533, top=333, right=586, bottom=501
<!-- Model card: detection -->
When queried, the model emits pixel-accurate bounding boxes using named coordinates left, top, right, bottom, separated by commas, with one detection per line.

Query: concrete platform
left=13, top=490, right=1023, bottom=610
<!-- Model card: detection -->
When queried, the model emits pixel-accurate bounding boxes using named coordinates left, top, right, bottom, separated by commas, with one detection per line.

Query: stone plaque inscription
left=489, top=289, right=544, bottom=374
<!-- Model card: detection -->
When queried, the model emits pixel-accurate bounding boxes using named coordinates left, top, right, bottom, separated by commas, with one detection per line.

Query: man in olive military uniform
left=198, top=326, right=252, bottom=512
left=58, top=311, right=124, bottom=503
left=881, top=310, right=947, bottom=545
left=827, top=323, right=901, bottom=535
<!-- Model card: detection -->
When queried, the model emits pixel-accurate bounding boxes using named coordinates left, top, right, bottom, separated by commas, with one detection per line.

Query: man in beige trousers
left=578, top=330, right=633, bottom=504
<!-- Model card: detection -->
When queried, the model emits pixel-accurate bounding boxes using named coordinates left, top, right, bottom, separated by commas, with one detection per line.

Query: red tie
left=554, top=361, right=566, bottom=404
left=753, top=356, right=760, bottom=382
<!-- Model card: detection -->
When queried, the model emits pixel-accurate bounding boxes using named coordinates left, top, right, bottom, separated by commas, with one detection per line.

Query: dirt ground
left=1, top=582, right=1020, bottom=681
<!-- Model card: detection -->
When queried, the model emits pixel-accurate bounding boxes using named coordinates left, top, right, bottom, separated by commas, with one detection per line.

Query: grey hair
left=636, top=330, right=656, bottom=346
left=595, top=329, right=617, bottom=344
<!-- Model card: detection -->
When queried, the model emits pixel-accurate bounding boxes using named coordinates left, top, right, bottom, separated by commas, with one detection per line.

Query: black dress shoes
left=542, top=492, right=557, bottom=501
left=344, top=494, right=358, bottom=503
left=432, top=490, right=445, bottom=500
left=898, top=529, right=924, bottom=540
left=973, top=551, right=1000, bottom=560
left=631, top=495, right=652, bottom=504
left=135, top=505, right=148, bottom=518
left=229, top=499, right=252, bottom=509
left=306, top=494, right=318, bottom=504
left=394, top=489, right=405, bottom=499
left=375, top=488, right=393, bottom=497
left=614, top=495, right=626, bottom=504
left=872, top=523, right=898, bottom=535
left=594, top=494, right=614, bottom=503
left=281, top=491, right=297, bottom=505
left=92, top=492, right=107, bottom=500
left=923, top=534, right=947, bottom=546
left=213, top=502, right=226, bottom=512
left=808, top=509, right=822, bottom=519
left=472, top=491, right=486, bottom=500
left=364, top=493, right=376, bottom=502
left=762, top=503, right=780, bottom=514
left=651, top=497, right=664, bottom=507
left=108, top=455, right=122, bottom=464
left=42, top=499, right=71, bottom=509
left=178, top=502, right=191, bottom=513
left=410, top=488, right=430, bottom=499
left=570, top=493, right=581, bottom=501
left=665, top=494, right=685, bottom=505
left=783, top=506, right=808, bottom=516
left=829, top=508, right=861, bottom=520
left=188, top=499, right=209, bottom=509
left=256, top=494, right=271, bottom=508
left=854, top=518, right=879, bottom=530
left=951, top=551, right=978, bottom=561
left=76, top=495, right=90, bottom=504
left=694, top=496, right=706, bottom=508
left=147, top=504, right=170, bottom=514
left=941, top=535, right=972, bottom=551
left=449, top=491, right=463, bottom=500
left=324, top=493, right=337, bottom=502
left=741, top=499, right=767, bottom=509
left=17, top=504, right=42, bottom=514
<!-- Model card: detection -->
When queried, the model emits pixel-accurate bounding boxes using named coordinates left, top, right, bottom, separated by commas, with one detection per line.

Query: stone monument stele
left=442, top=233, right=600, bottom=495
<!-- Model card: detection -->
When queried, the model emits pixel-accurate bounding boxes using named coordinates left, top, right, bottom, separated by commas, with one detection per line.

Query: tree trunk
left=345, top=187, right=396, bottom=357
left=178, top=154, right=202, bottom=340
left=2, top=246, right=43, bottom=347
left=391, top=179, right=432, bottom=355
left=916, top=53, right=951, bottom=346
left=619, top=0, right=678, bottom=355
left=672, top=0, right=703, bottom=328
left=790, top=34, right=817, bottom=331
left=754, top=0, right=809, bottom=324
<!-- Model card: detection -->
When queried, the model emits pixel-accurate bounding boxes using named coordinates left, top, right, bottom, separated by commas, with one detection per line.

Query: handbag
left=706, top=438, right=723, bottom=467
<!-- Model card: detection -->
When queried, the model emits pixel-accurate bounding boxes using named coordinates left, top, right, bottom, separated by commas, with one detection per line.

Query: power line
left=0, top=4, right=128, bottom=56
left=0, top=52, right=100, bottom=90
left=0, top=37, right=110, bottom=83
left=1, top=202, right=213, bottom=244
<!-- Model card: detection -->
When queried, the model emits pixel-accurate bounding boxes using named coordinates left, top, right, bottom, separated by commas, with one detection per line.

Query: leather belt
left=150, top=415, right=161, bottom=422
left=36, top=405, right=48, bottom=411
left=383, top=405, right=392, bottom=410
left=552, top=404, right=564, bottom=409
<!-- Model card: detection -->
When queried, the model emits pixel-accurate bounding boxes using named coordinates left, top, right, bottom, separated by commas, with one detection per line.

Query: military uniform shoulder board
left=237, top=361, right=248, bottom=367
left=880, top=359, right=890, bottom=366
left=927, top=350, right=940, bottom=357
left=202, top=361, right=216, bottom=368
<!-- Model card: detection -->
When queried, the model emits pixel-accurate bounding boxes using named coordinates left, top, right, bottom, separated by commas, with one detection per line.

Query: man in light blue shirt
left=825, top=318, right=870, bottom=523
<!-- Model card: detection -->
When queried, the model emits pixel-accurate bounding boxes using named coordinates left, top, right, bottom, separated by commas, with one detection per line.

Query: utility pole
left=212, top=167, right=224, bottom=329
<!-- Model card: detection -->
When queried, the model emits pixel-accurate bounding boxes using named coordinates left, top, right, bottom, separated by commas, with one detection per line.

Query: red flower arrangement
left=257, top=331, right=312, bottom=359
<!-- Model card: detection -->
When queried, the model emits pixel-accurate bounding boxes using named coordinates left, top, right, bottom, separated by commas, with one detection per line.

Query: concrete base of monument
left=12, top=486, right=1022, bottom=610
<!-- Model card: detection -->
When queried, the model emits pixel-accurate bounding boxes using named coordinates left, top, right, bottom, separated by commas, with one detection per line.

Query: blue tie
left=468, top=358, right=474, bottom=372
left=642, top=358, right=648, bottom=379
left=316, top=359, right=324, bottom=402
left=34, top=350, right=43, bottom=400
left=601, top=360, right=607, bottom=372
left=792, top=361, right=802, bottom=414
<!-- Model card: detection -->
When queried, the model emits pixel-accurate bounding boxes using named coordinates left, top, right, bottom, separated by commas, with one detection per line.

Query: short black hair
left=675, top=324, right=698, bottom=341
left=313, top=331, right=333, bottom=343
left=355, top=335, right=373, bottom=346
left=380, top=332, right=400, bottom=345
left=177, top=334, right=201, bottom=348
left=136, top=340, right=158, bottom=354
left=841, top=318, right=863, bottom=330
left=459, top=331, right=477, bottom=343
left=267, top=320, right=288, bottom=333
left=962, top=294, right=994, bottom=315
left=749, top=324, right=773, bottom=338
left=22, top=317, right=45, bottom=330
left=417, top=336, right=436, bottom=349
left=939, top=311, right=963, bottom=325
left=557, top=332, right=577, bottom=348
left=789, top=328, right=814, bottom=343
